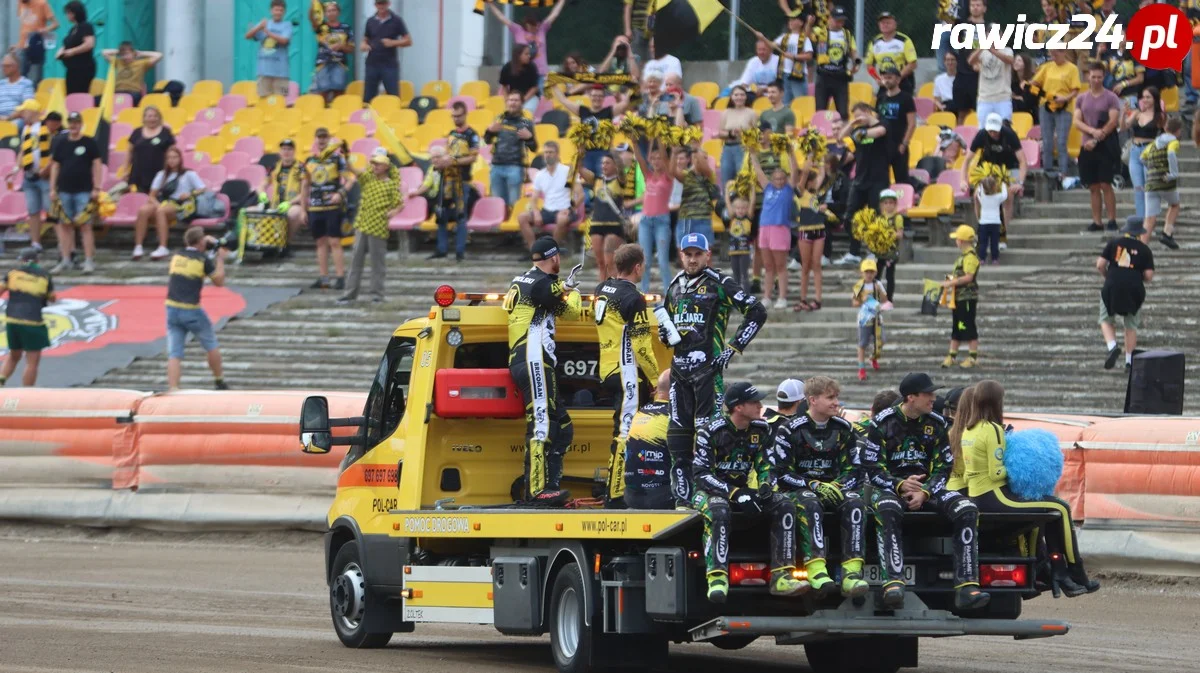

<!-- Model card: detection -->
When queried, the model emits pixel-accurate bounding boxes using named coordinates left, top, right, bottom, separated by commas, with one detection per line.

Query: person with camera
left=165, top=226, right=228, bottom=391
left=693, top=381, right=807, bottom=603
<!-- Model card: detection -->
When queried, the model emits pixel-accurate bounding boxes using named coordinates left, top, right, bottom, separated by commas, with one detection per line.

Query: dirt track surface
left=1, top=525, right=1198, bottom=673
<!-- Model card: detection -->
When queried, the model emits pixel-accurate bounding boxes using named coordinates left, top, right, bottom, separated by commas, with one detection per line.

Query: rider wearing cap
left=662, top=232, right=767, bottom=508
left=763, top=378, right=808, bottom=440
left=694, top=381, right=807, bottom=603
left=861, top=372, right=990, bottom=612
left=505, top=236, right=583, bottom=506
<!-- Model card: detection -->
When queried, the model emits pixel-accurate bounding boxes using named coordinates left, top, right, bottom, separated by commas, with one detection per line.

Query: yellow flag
left=375, top=113, right=424, bottom=166
left=42, top=79, right=67, bottom=119
left=87, top=65, right=117, bottom=163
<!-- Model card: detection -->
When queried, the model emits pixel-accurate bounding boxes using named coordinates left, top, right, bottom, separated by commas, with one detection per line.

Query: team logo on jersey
left=0, top=298, right=113, bottom=353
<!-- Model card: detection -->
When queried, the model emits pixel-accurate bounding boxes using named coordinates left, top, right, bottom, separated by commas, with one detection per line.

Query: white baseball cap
left=984, top=113, right=1003, bottom=132
left=776, top=378, right=806, bottom=403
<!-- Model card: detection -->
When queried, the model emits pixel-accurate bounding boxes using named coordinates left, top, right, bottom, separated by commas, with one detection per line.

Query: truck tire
left=330, top=544, right=394, bottom=649
left=549, top=562, right=593, bottom=673
left=710, top=635, right=757, bottom=650
left=804, top=640, right=900, bottom=673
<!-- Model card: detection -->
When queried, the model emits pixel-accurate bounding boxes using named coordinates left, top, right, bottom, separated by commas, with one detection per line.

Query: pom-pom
left=1003, top=428, right=1064, bottom=500
left=797, top=127, right=827, bottom=163
left=740, top=127, right=762, bottom=152
left=969, top=161, right=1011, bottom=189
left=769, top=132, right=792, bottom=157
left=851, top=207, right=898, bottom=257
left=647, top=115, right=673, bottom=143
left=732, top=169, right=756, bottom=199
left=618, top=113, right=648, bottom=140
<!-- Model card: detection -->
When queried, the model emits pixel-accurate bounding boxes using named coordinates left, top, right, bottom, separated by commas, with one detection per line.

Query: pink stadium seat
left=702, top=109, right=722, bottom=140
left=218, top=151, right=252, bottom=176
left=909, top=168, right=931, bottom=185
left=107, top=150, right=128, bottom=172
left=428, top=137, right=447, bottom=152
left=177, top=122, right=212, bottom=151
left=0, top=148, right=16, bottom=165
left=478, top=143, right=491, bottom=162
left=955, top=125, right=978, bottom=148
left=113, top=93, right=134, bottom=115
left=217, top=94, right=248, bottom=117
left=189, top=151, right=211, bottom=166
left=104, top=192, right=149, bottom=227
left=232, top=136, right=265, bottom=160
left=937, top=170, right=968, bottom=198
left=2, top=165, right=22, bottom=191
left=1026, top=125, right=1041, bottom=141
left=110, top=122, right=133, bottom=149
left=447, top=95, right=476, bottom=111
left=191, top=193, right=230, bottom=229
left=1022, top=139, right=1041, bottom=168
left=466, top=196, right=505, bottom=231
left=65, top=93, right=94, bottom=113
left=287, top=81, right=300, bottom=105
left=809, top=110, right=842, bottom=137
left=888, top=183, right=915, bottom=212
left=351, top=137, right=381, bottom=156
left=235, top=164, right=268, bottom=186
left=0, top=191, right=28, bottom=225
left=348, top=109, right=377, bottom=135
left=533, top=98, right=554, bottom=121
left=914, top=97, right=936, bottom=120
left=389, top=196, right=428, bottom=230
left=197, top=164, right=227, bottom=189
left=195, top=107, right=228, bottom=126
left=399, top=166, right=424, bottom=190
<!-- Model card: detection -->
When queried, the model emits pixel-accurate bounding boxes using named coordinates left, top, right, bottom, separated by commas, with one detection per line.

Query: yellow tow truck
left=299, top=285, right=1069, bottom=673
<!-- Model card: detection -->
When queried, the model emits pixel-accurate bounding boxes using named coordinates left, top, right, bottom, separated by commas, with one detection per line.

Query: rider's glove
left=713, top=348, right=736, bottom=371
left=809, top=481, right=844, bottom=503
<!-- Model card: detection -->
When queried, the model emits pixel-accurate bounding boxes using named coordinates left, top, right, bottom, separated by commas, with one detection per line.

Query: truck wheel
left=330, top=544, right=393, bottom=649
left=549, top=562, right=592, bottom=673
left=804, top=641, right=899, bottom=673
left=710, top=635, right=757, bottom=650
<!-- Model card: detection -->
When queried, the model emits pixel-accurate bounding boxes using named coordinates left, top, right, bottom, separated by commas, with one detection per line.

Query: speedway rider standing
left=663, top=232, right=767, bottom=508
left=862, top=372, right=991, bottom=611
left=505, top=236, right=583, bottom=506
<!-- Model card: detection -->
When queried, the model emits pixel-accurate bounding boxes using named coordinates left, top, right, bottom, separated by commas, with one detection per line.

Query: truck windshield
left=360, top=337, right=417, bottom=453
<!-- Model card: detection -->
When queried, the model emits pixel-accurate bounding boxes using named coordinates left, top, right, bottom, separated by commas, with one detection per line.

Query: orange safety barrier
left=1076, top=418, right=1200, bottom=525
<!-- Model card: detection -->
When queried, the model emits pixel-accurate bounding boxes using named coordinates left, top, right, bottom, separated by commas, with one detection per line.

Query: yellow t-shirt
left=113, top=58, right=154, bottom=95
left=962, top=420, right=1007, bottom=497
left=1031, top=61, right=1081, bottom=103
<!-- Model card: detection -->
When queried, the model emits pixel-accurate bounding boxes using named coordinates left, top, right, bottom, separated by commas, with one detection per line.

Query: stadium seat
left=74, top=107, right=99, bottom=131
left=194, top=135, right=227, bottom=162
left=235, top=164, right=268, bottom=186
left=912, top=125, right=940, bottom=152
left=955, top=125, right=978, bottom=149
left=89, top=78, right=105, bottom=96
left=192, top=193, right=231, bottom=229
left=194, top=107, right=228, bottom=126
left=751, top=96, right=771, bottom=112
left=1162, top=86, right=1180, bottom=112
left=409, top=96, right=440, bottom=123
left=217, top=94, right=249, bottom=118
left=337, top=122, right=368, bottom=145
left=35, top=78, right=62, bottom=97
left=116, top=107, right=141, bottom=127
left=0, top=148, right=16, bottom=166
left=925, top=111, right=955, bottom=128
left=426, top=136, right=448, bottom=152
left=918, top=82, right=934, bottom=99
left=176, top=93, right=209, bottom=118
left=113, top=93, right=134, bottom=115
left=1011, top=112, right=1033, bottom=139
left=534, top=123, right=559, bottom=145
left=219, top=151, right=253, bottom=175
left=259, top=127, right=287, bottom=152
left=907, top=140, right=924, bottom=168
left=345, top=80, right=365, bottom=97
left=351, top=137, right=381, bottom=156
left=907, top=183, right=955, bottom=219
left=257, top=93, right=288, bottom=115
left=1021, top=139, right=1040, bottom=168
left=265, top=107, right=301, bottom=130
left=331, top=94, right=364, bottom=118
left=889, top=183, right=915, bottom=212
left=0, top=191, right=28, bottom=225
left=963, top=111, right=978, bottom=127
left=447, top=95, right=477, bottom=112
left=689, top=81, right=720, bottom=104
left=1067, top=125, right=1082, bottom=159
left=937, top=170, right=968, bottom=199
left=387, top=108, right=419, bottom=134
left=221, top=123, right=260, bottom=152
left=103, top=192, right=148, bottom=228
left=480, top=95, right=506, bottom=116
left=369, top=94, right=403, bottom=117
left=711, top=97, right=728, bottom=110
left=849, top=81, right=875, bottom=108
left=233, top=136, right=265, bottom=160
left=190, top=151, right=211, bottom=166
left=809, top=110, right=841, bottom=137
left=421, top=80, right=453, bottom=106
left=424, top=108, right=454, bottom=134
left=540, top=109, right=570, bottom=137
left=294, top=94, right=326, bottom=123
left=464, top=108, right=491, bottom=135
left=191, top=80, right=224, bottom=105
left=459, top=80, right=491, bottom=102
left=196, top=164, right=228, bottom=190
left=141, top=93, right=172, bottom=110
left=229, top=81, right=260, bottom=105
left=399, top=80, right=415, bottom=103
left=914, top=97, right=936, bottom=120
left=160, top=108, right=186, bottom=131
left=176, top=123, right=211, bottom=151
left=467, top=196, right=505, bottom=231
left=389, top=196, right=428, bottom=230
left=400, top=166, right=424, bottom=190
left=909, top=167, right=930, bottom=184
left=790, top=96, right=816, bottom=125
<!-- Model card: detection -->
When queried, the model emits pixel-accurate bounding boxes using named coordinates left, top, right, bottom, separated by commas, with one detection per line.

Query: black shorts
left=589, top=223, right=625, bottom=239
left=308, top=209, right=343, bottom=239
left=951, top=299, right=978, bottom=341
left=1077, top=145, right=1115, bottom=186
left=799, top=228, right=826, bottom=242
left=540, top=207, right=576, bottom=226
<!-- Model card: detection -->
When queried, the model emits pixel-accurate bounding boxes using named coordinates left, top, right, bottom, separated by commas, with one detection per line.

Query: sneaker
left=309, top=278, right=328, bottom=289
left=858, top=367, right=867, bottom=381
left=835, top=253, right=861, bottom=266
left=1104, top=345, right=1121, bottom=370
left=455, top=253, right=465, bottom=262
left=871, top=359, right=879, bottom=370
left=772, top=297, right=788, bottom=310
left=150, top=246, right=170, bottom=260
left=960, top=356, right=978, bottom=369
left=214, top=380, right=230, bottom=391
left=820, top=255, right=830, bottom=267
left=881, top=582, right=906, bottom=609
left=1160, top=233, right=1180, bottom=250
left=787, top=257, right=801, bottom=271
left=841, top=572, right=869, bottom=599
left=50, top=259, right=71, bottom=274
left=750, top=278, right=763, bottom=293
left=941, top=355, right=955, bottom=368
left=1086, top=222, right=1103, bottom=232
left=707, top=572, right=730, bottom=603
left=998, top=242, right=1007, bottom=250
left=132, top=245, right=144, bottom=260
left=769, top=568, right=809, bottom=597
left=1106, top=220, right=1119, bottom=231
left=954, top=584, right=991, bottom=611
left=81, top=259, right=95, bottom=274
left=530, top=488, right=569, bottom=507
left=333, top=277, right=345, bottom=290
left=427, top=252, right=448, bottom=260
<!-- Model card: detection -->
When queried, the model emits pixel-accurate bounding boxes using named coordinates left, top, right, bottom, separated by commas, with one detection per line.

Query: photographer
left=165, top=226, right=228, bottom=391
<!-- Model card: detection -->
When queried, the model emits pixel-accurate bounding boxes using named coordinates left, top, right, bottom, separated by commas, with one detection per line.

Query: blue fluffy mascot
left=1002, top=429, right=1063, bottom=500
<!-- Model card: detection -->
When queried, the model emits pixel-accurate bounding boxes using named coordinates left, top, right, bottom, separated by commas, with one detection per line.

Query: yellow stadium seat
left=712, top=97, right=729, bottom=110
left=963, top=111, right=978, bottom=127
left=701, top=139, right=723, bottom=167
left=710, top=213, right=725, bottom=234
left=387, top=109, right=420, bottom=135
left=232, top=107, right=264, bottom=129
left=176, top=93, right=209, bottom=118
left=534, top=123, right=559, bottom=145
left=114, top=136, right=130, bottom=152
left=410, top=124, right=443, bottom=152
left=79, top=108, right=100, bottom=131
left=229, top=81, right=260, bottom=105
left=907, top=184, right=955, bottom=219
left=295, top=123, right=324, bottom=146
left=399, top=80, right=415, bottom=103
left=191, top=80, right=224, bottom=106
left=849, top=81, right=875, bottom=108
left=421, top=80, right=453, bottom=105
left=160, top=107, right=186, bottom=131
left=34, top=91, right=48, bottom=108
left=556, top=138, right=577, bottom=165
left=116, top=107, right=143, bottom=127
left=221, top=122, right=261, bottom=151
left=481, top=95, right=505, bottom=115
left=347, top=152, right=367, bottom=171
left=369, top=94, right=403, bottom=117
left=918, top=82, right=934, bottom=99
left=331, top=94, right=364, bottom=120
left=294, top=94, right=326, bottom=123
left=459, top=80, right=491, bottom=102
left=89, top=78, right=105, bottom=96
left=689, top=81, right=720, bottom=104
left=1011, top=112, right=1033, bottom=139
left=467, top=109, right=493, bottom=134
left=194, top=135, right=226, bottom=161
left=345, top=80, right=365, bottom=97
left=337, top=122, right=367, bottom=145
left=36, top=78, right=63, bottom=96
left=0, top=120, right=16, bottom=139
left=259, top=126, right=288, bottom=152
left=924, top=111, right=956, bottom=128
left=260, top=105, right=298, bottom=129
left=140, top=93, right=171, bottom=110
left=907, top=140, right=924, bottom=168
left=752, top=96, right=772, bottom=112
left=307, top=108, right=340, bottom=131
left=501, top=197, right=528, bottom=232
left=912, top=126, right=941, bottom=153
left=424, top=109, right=454, bottom=135
left=790, top=96, right=816, bottom=125
left=1067, top=125, right=1082, bottom=159
left=1162, top=86, right=1179, bottom=112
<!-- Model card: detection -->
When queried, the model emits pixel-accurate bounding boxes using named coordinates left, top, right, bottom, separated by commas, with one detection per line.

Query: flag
left=374, top=112, right=425, bottom=168
left=42, top=79, right=68, bottom=119
left=87, top=65, right=116, bottom=165
left=473, top=0, right=558, bottom=16
left=652, top=0, right=725, bottom=55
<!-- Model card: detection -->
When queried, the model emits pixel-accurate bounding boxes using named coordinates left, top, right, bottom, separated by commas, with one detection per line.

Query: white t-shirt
left=977, top=48, right=1013, bottom=103
left=777, top=32, right=814, bottom=79
left=734, top=54, right=781, bottom=88
left=151, top=169, right=206, bottom=200
left=933, top=73, right=955, bottom=103
left=643, top=54, right=683, bottom=81
left=975, top=184, right=1008, bottom=225
left=533, top=163, right=572, bottom=212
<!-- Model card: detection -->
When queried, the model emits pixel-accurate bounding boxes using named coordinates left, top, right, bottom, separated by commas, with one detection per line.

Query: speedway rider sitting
left=663, top=233, right=767, bottom=508
left=693, top=382, right=807, bottom=603
left=505, top=236, right=583, bottom=506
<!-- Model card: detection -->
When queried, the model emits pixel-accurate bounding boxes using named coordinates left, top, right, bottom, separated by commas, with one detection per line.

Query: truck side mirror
left=300, top=395, right=332, bottom=454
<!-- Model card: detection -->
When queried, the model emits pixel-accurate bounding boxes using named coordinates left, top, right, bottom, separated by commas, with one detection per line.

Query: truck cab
left=299, top=285, right=1069, bottom=673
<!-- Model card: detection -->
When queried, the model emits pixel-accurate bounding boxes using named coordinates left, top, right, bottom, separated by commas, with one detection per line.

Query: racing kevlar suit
left=594, top=277, right=659, bottom=504
left=505, top=267, right=582, bottom=499
left=862, top=404, right=981, bottom=588
left=693, top=415, right=798, bottom=580
left=664, top=268, right=766, bottom=507
left=768, top=414, right=868, bottom=574
left=622, top=399, right=672, bottom=510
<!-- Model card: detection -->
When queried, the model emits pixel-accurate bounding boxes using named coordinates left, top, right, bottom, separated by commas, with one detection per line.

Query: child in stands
left=874, top=189, right=905, bottom=301
left=727, top=196, right=753, bottom=289
left=974, top=176, right=1008, bottom=264
left=851, top=258, right=888, bottom=381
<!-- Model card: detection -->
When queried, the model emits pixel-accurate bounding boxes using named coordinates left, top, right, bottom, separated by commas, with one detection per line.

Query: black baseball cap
left=724, top=381, right=767, bottom=410
left=935, top=386, right=965, bottom=415
left=877, top=11, right=895, bottom=20
left=899, top=373, right=942, bottom=397
left=530, top=236, right=559, bottom=261
left=44, top=111, right=62, bottom=123
left=279, top=138, right=296, bottom=148
left=831, top=6, right=848, bottom=20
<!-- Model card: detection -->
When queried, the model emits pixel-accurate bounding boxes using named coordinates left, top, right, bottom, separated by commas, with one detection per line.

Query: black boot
left=954, top=584, right=991, bottom=611
left=1051, top=555, right=1088, bottom=598
left=1066, top=560, right=1101, bottom=595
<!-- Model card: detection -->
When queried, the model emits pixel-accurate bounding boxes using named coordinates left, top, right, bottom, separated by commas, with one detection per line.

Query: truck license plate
left=862, top=564, right=916, bottom=586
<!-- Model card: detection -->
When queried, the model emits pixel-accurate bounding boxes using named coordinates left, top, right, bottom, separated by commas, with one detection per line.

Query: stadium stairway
left=83, top=147, right=1200, bottom=415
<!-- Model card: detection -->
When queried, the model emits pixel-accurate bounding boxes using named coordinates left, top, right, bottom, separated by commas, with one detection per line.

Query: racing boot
left=707, top=571, right=730, bottom=604
left=840, top=559, right=869, bottom=599
left=880, top=580, right=906, bottom=610
left=954, top=584, right=991, bottom=611
left=804, top=559, right=836, bottom=598
left=530, top=488, right=570, bottom=507
left=768, top=567, right=809, bottom=597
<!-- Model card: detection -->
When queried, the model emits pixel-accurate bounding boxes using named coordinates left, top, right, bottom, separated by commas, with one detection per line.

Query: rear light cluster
left=981, top=564, right=1028, bottom=588
left=729, top=563, right=769, bottom=587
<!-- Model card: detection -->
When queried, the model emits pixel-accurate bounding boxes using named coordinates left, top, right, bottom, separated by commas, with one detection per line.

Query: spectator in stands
left=971, top=42, right=1014, bottom=124
left=597, top=35, right=640, bottom=83
left=551, top=84, right=630, bottom=178
left=559, top=52, right=590, bottom=96
left=122, top=106, right=176, bottom=196
left=964, top=114, right=1026, bottom=240
left=852, top=257, right=886, bottom=381
left=935, top=0, right=968, bottom=74
left=1122, top=87, right=1163, bottom=222
left=15, top=0, right=58, bottom=85
left=57, top=1, right=95, bottom=96
left=303, top=127, right=352, bottom=287
left=487, top=1, right=565, bottom=93
left=1141, top=116, right=1182, bottom=249
left=1031, top=48, right=1080, bottom=182
left=663, top=73, right=704, bottom=126
left=772, top=13, right=812, bottom=104
left=836, top=102, right=888, bottom=266
left=133, top=145, right=204, bottom=261
left=518, top=141, right=574, bottom=253
left=866, top=11, right=917, bottom=95
left=429, top=102, right=481, bottom=261
left=339, top=151, right=401, bottom=304
left=933, top=52, right=956, bottom=112
left=499, top=44, right=540, bottom=114
left=943, top=225, right=981, bottom=369
left=974, top=175, right=1006, bottom=265
left=759, top=81, right=796, bottom=134
left=812, top=6, right=857, bottom=119
left=671, top=145, right=717, bottom=284
left=1075, top=62, right=1121, bottom=233
left=731, top=39, right=780, bottom=101
left=623, top=0, right=654, bottom=65
left=11, top=104, right=60, bottom=251
left=643, top=40, right=683, bottom=83
left=750, top=143, right=801, bottom=309
left=1011, top=54, right=1038, bottom=116
left=485, top=91, right=537, bottom=210
left=48, top=111, right=100, bottom=274
left=264, top=138, right=308, bottom=256
left=0, top=247, right=55, bottom=387
left=101, top=42, right=162, bottom=106
left=309, top=1, right=354, bottom=103
left=950, top=0, right=987, bottom=124
left=793, top=161, right=827, bottom=312
left=876, top=65, right=915, bottom=186
left=0, top=55, right=34, bottom=123
left=630, top=140, right=675, bottom=287
left=360, top=0, right=411, bottom=103
left=405, top=144, right=444, bottom=203
left=165, top=226, right=228, bottom=391
left=1106, top=45, right=1143, bottom=108
left=1097, top=219, right=1154, bottom=370
left=245, top=0, right=293, bottom=98
left=581, top=149, right=631, bottom=281
left=717, top=85, right=757, bottom=196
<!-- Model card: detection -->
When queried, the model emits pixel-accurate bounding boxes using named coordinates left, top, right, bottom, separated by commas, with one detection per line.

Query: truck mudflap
left=689, top=594, right=1069, bottom=645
